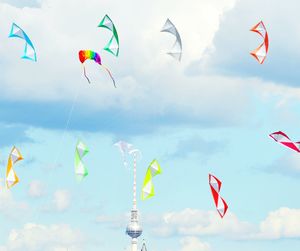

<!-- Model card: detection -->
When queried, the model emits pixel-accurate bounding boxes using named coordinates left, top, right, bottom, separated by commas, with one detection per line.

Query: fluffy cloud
left=180, top=237, right=211, bottom=251
left=28, top=180, right=46, bottom=198
left=266, top=152, right=300, bottom=176
left=0, top=223, right=84, bottom=251
left=149, top=207, right=300, bottom=241
left=0, top=0, right=264, bottom=131
left=195, top=0, right=300, bottom=86
left=52, top=189, right=71, bottom=211
left=0, top=186, right=29, bottom=219
left=151, top=208, right=253, bottom=238
left=252, top=207, right=300, bottom=240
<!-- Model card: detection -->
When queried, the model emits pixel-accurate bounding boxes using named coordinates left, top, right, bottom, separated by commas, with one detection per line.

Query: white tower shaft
left=126, top=150, right=142, bottom=251
left=133, top=151, right=137, bottom=210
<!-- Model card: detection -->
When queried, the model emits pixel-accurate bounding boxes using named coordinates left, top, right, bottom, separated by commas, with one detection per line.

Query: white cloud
left=151, top=208, right=253, bottom=238
left=148, top=207, right=300, bottom=241
left=0, top=0, right=257, bottom=128
left=180, top=237, right=211, bottom=251
left=251, top=207, right=300, bottom=240
left=28, top=180, right=46, bottom=198
left=268, top=151, right=300, bottom=176
left=52, top=189, right=71, bottom=212
left=0, top=185, right=29, bottom=219
left=0, top=223, right=84, bottom=251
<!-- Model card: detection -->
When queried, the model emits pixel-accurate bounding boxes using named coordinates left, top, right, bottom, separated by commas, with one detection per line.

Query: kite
left=114, top=141, right=134, bottom=167
left=8, top=22, right=37, bottom=61
left=142, top=159, right=162, bottom=200
left=75, top=141, right=89, bottom=181
left=6, top=146, right=23, bottom=189
left=98, top=15, right=119, bottom=57
left=78, top=50, right=116, bottom=87
left=161, top=18, right=182, bottom=61
left=269, top=131, right=300, bottom=152
left=209, top=174, right=228, bottom=218
left=250, top=21, right=269, bottom=64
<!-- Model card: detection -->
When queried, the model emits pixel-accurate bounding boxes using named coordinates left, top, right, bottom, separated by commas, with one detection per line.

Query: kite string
left=53, top=85, right=80, bottom=166
left=32, top=81, right=81, bottom=225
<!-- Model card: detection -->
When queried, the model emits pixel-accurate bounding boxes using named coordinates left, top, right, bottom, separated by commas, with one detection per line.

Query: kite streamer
left=141, top=159, right=162, bottom=200
left=9, top=22, right=37, bottom=61
left=6, top=146, right=23, bottom=189
left=75, top=141, right=89, bottom=181
left=209, top=174, right=228, bottom=218
left=78, top=50, right=116, bottom=87
left=250, top=21, right=269, bottom=64
left=161, top=18, right=182, bottom=61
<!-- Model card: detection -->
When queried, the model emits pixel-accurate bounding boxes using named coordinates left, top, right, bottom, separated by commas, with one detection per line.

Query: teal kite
left=9, top=22, right=37, bottom=61
left=98, top=15, right=119, bottom=57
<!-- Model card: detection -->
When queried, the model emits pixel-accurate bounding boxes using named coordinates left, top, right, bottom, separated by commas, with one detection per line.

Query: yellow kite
left=6, top=146, right=23, bottom=189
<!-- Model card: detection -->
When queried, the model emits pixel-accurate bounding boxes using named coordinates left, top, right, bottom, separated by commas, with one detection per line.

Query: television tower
left=126, top=149, right=142, bottom=251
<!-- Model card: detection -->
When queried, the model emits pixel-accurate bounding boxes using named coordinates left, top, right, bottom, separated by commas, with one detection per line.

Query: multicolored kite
left=75, top=140, right=89, bottom=181
left=269, top=131, right=300, bottom=152
left=142, top=159, right=162, bottom=200
left=250, top=21, right=269, bottom=64
left=78, top=50, right=116, bottom=87
left=98, top=15, right=119, bottom=57
left=6, top=146, right=23, bottom=189
left=161, top=18, right=182, bottom=61
left=9, top=22, right=37, bottom=61
left=209, top=174, right=228, bottom=218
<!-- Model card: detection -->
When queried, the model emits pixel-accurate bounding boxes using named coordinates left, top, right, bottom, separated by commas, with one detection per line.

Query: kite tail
left=101, top=64, right=116, bottom=88
left=82, top=65, right=91, bottom=84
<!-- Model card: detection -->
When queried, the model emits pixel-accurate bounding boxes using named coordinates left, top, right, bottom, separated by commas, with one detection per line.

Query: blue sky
left=0, top=0, right=300, bottom=250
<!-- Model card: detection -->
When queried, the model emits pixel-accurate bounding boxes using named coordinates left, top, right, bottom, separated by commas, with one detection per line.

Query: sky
left=0, top=0, right=300, bottom=250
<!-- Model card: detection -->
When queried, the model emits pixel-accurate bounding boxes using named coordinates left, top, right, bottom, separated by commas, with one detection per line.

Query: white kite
left=114, top=141, right=134, bottom=167
left=161, top=18, right=182, bottom=61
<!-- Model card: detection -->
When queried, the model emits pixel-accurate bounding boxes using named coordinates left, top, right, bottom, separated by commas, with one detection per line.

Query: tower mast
left=126, top=150, right=142, bottom=251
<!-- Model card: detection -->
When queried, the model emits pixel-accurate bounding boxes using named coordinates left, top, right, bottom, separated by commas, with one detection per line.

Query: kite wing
left=75, top=140, right=89, bottom=181
left=250, top=21, right=269, bottom=64
left=269, top=131, right=300, bottom=152
left=209, top=174, right=228, bottom=218
left=161, top=18, right=182, bottom=61
left=98, top=15, right=119, bottom=57
left=78, top=50, right=116, bottom=87
left=6, top=146, right=23, bottom=189
left=9, top=23, right=37, bottom=61
left=114, top=141, right=134, bottom=167
left=148, top=159, right=162, bottom=177
left=142, top=159, right=162, bottom=200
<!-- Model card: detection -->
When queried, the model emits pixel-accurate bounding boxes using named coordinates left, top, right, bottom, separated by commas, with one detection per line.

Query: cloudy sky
left=0, top=0, right=300, bottom=250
